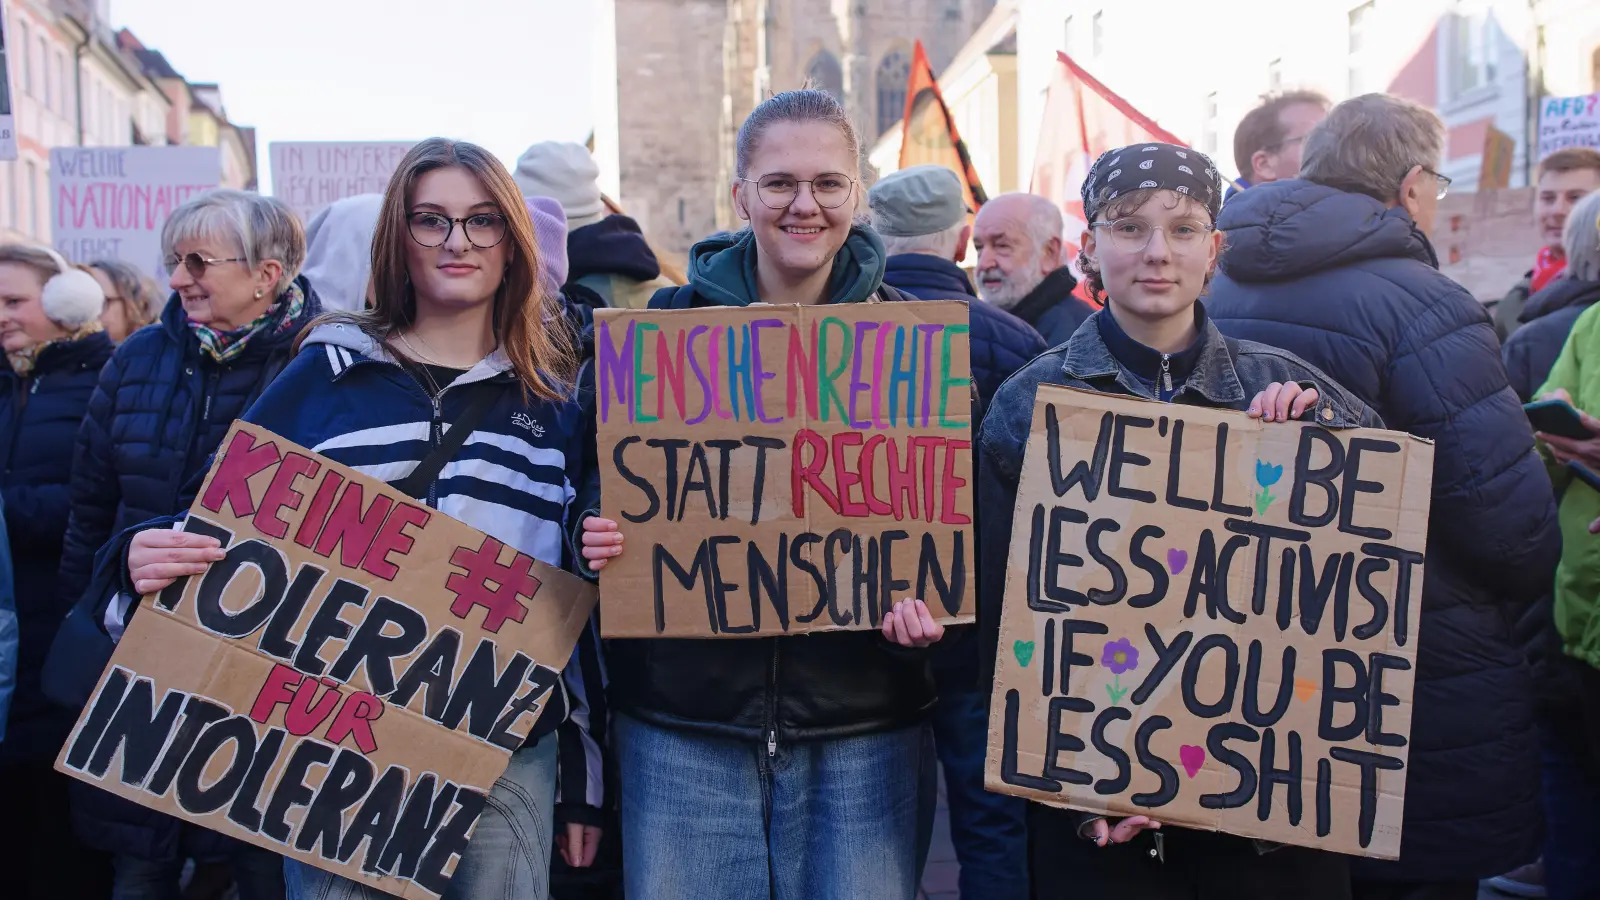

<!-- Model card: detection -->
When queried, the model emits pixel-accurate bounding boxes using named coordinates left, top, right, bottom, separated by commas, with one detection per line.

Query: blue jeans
left=112, top=842, right=284, bottom=900
left=930, top=688, right=1029, bottom=900
left=1542, top=715, right=1600, bottom=900
left=285, top=737, right=556, bottom=900
left=617, top=714, right=933, bottom=900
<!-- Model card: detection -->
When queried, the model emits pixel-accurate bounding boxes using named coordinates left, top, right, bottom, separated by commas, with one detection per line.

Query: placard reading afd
left=56, top=422, right=598, bottom=898
left=595, top=302, right=974, bottom=638
left=986, top=386, right=1434, bottom=859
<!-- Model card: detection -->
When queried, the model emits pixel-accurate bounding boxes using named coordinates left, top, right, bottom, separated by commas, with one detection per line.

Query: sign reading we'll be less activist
left=57, top=422, right=598, bottom=899
left=594, top=303, right=975, bottom=638
left=987, top=387, right=1434, bottom=859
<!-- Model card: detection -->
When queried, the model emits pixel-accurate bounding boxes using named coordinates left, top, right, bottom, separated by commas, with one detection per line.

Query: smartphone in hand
left=1526, top=399, right=1595, bottom=440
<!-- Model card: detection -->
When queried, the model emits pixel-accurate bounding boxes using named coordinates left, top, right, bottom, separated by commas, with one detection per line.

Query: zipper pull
left=767, top=729, right=777, bottom=758
left=1161, top=354, right=1173, bottom=394
left=30, top=380, right=40, bottom=394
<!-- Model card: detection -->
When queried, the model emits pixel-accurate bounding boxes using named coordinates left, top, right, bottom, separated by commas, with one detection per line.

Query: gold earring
left=255, top=290, right=263, bottom=298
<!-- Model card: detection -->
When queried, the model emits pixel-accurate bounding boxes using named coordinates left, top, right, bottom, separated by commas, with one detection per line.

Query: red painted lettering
left=313, top=483, right=393, bottom=568
left=859, top=434, right=892, bottom=516
left=252, top=452, right=321, bottom=539
left=325, top=692, right=384, bottom=754
left=790, top=428, right=841, bottom=517
left=940, top=439, right=972, bottom=525
left=249, top=664, right=301, bottom=723
left=200, top=430, right=281, bottom=517
left=294, top=471, right=345, bottom=549
left=831, top=432, right=869, bottom=516
left=886, top=436, right=918, bottom=521
left=362, top=503, right=431, bottom=581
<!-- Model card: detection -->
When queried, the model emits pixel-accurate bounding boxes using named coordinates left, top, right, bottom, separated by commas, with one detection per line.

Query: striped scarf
left=188, top=280, right=305, bottom=364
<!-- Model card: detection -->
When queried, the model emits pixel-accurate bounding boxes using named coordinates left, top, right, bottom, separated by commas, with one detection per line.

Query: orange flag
left=899, top=40, right=988, bottom=210
left=1031, top=52, right=1185, bottom=302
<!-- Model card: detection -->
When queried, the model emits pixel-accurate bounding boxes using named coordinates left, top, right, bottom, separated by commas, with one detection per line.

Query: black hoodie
left=1502, top=275, right=1600, bottom=401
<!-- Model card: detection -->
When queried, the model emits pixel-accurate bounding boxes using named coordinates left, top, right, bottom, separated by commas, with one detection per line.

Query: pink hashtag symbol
left=445, top=536, right=541, bottom=633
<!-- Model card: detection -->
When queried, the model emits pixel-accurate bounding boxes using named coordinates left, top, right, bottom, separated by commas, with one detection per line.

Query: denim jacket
left=974, top=308, right=1381, bottom=847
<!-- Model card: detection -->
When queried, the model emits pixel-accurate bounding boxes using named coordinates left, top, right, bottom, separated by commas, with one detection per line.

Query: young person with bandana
left=975, top=143, right=1380, bottom=899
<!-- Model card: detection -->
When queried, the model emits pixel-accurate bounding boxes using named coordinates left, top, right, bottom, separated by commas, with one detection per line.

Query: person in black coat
left=971, top=191, right=1095, bottom=347
left=0, top=244, right=115, bottom=899
left=1205, top=94, right=1560, bottom=900
left=49, top=191, right=321, bottom=900
left=1503, top=188, right=1600, bottom=403
left=869, top=165, right=1042, bottom=900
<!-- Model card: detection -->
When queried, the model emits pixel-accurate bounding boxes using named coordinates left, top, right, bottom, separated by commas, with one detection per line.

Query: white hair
left=161, top=189, right=306, bottom=295
left=878, top=219, right=967, bottom=260
left=1565, top=189, right=1600, bottom=282
left=1016, top=194, right=1064, bottom=249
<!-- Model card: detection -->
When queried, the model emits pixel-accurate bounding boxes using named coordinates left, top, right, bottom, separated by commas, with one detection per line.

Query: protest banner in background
left=899, top=39, right=987, bottom=210
left=1539, top=93, right=1600, bottom=159
left=0, top=10, right=16, bottom=162
left=594, top=303, right=974, bottom=639
left=50, top=146, right=221, bottom=281
left=986, top=387, right=1434, bottom=859
left=270, top=142, right=414, bottom=223
left=57, top=422, right=598, bottom=899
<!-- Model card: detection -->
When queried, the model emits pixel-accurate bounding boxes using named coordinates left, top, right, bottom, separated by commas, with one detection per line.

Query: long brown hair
left=304, top=138, right=578, bottom=402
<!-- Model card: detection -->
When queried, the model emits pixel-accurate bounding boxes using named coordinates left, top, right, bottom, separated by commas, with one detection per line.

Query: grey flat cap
left=868, top=165, right=969, bottom=237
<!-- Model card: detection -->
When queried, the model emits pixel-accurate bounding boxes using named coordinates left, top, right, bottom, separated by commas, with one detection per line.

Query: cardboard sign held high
left=56, top=422, right=597, bottom=899
left=594, top=303, right=975, bottom=638
left=985, top=387, right=1434, bottom=859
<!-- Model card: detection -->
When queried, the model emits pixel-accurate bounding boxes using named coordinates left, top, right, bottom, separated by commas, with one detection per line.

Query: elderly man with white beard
left=971, top=192, right=1096, bottom=347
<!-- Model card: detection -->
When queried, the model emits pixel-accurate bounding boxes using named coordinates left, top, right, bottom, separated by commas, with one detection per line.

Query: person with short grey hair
left=1208, top=93, right=1559, bottom=899
left=971, top=192, right=1093, bottom=347
left=51, top=187, right=322, bottom=900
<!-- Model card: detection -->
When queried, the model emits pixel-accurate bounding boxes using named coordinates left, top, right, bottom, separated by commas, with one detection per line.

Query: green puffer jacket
left=1538, top=301, right=1600, bottom=667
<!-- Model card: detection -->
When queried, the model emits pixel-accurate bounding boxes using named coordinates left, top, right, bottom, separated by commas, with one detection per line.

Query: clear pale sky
left=112, top=0, right=597, bottom=192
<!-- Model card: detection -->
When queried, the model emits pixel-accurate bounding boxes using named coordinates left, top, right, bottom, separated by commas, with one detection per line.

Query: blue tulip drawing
left=1254, top=460, right=1283, bottom=515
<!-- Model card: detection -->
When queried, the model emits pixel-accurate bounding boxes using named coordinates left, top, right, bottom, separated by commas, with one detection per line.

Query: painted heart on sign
left=1294, top=678, right=1318, bottom=702
left=1179, top=744, right=1206, bottom=779
left=1167, top=549, right=1188, bottom=574
left=1014, top=640, right=1035, bottom=667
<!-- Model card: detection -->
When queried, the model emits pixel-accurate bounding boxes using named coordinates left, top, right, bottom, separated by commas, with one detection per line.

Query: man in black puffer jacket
left=868, top=165, right=1042, bottom=900
left=1207, top=93, right=1560, bottom=900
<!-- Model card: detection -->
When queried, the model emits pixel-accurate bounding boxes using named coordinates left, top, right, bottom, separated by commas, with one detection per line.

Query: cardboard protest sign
left=1539, top=93, right=1600, bottom=159
left=986, top=387, right=1434, bottom=859
left=594, top=302, right=974, bottom=638
left=50, top=146, right=222, bottom=282
left=57, top=422, right=598, bottom=898
left=270, top=142, right=414, bottom=223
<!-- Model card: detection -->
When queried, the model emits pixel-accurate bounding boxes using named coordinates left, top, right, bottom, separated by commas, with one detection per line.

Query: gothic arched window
left=876, top=49, right=911, bottom=137
left=806, top=51, right=844, bottom=101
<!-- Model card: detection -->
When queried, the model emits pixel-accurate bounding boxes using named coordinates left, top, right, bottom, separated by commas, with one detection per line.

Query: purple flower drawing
left=1102, top=638, right=1139, bottom=706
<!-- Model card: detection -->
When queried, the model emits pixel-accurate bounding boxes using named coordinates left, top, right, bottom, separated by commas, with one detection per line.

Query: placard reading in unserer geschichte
left=986, top=386, right=1434, bottom=859
left=594, top=302, right=974, bottom=638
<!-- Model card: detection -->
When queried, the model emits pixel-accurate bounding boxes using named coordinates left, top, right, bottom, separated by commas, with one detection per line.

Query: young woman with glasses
left=577, top=88, right=946, bottom=900
left=112, top=139, right=608, bottom=900
left=974, top=143, right=1382, bottom=899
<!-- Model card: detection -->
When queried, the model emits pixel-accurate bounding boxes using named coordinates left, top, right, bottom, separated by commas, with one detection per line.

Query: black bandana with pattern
left=1082, top=142, right=1223, bottom=225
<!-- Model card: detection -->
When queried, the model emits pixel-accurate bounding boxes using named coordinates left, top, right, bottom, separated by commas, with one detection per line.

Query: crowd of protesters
left=1, top=81, right=1598, bottom=900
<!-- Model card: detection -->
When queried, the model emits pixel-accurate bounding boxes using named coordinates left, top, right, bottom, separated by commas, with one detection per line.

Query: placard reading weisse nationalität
left=56, top=422, right=598, bottom=899
left=594, top=302, right=974, bottom=638
left=986, top=387, right=1434, bottom=859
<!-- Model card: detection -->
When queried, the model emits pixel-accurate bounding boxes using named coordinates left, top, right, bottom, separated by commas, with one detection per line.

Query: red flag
left=899, top=40, right=988, bottom=210
left=1030, top=52, right=1185, bottom=302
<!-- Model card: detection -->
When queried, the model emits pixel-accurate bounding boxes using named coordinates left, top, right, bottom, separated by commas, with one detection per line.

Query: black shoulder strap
left=389, top=382, right=502, bottom=501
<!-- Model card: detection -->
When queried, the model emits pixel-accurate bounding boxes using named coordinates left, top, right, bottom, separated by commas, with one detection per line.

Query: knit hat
left=513, top=142, right=606, bottom=230
left=525, top=196, right=569, bottom=299
left=301, top=194, right=383, bottom=313
left=41, top=268, right=107, bottom=328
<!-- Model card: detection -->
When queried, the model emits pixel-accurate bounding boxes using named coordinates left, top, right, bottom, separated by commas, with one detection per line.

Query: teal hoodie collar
left=686, top=225, right=887, bottom=307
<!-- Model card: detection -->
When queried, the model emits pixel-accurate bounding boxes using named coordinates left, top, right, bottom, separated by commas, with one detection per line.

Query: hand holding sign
left=127, top=528, right=228, bottom=594
left=580, top=516, right=625, bottom=572
left=880, top=598, right=945, bottom=648
left=1246, top=382, right=1319, bottom=423
left=1088, top=815, right=1162, bottom=847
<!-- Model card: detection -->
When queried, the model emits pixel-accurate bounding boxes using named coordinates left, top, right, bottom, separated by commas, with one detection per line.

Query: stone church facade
left=594, top=0, right=995, bottom=260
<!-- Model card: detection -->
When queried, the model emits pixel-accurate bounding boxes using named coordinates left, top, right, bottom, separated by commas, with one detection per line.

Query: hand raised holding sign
left=127, top=528, right=226, bottom=595
left=1247, top=381, right=1319, bottom=423
left=881, top=598, right=945, bottom=648
left=1086, top=815, right=1163, bottom=848
left=581, top=516, right=625, bottom=572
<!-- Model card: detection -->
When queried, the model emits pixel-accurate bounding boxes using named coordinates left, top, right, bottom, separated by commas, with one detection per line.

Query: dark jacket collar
left=1521, top=276, right=1600, bottom=323
left=567, top=214, right=662, bottom=283
left=1008, top=267, right=1081, bottom=328
left=1096, top=303, right=1209, bottom=387
left=3, top=330, right=114, bottom=380
left=882, top=253, right=977, bottom=298
left=1062, top=303, right=1246, bottom=405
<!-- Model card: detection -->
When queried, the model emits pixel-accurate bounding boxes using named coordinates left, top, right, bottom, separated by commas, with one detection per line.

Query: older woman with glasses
left=49, top=188, right=321, bottom=900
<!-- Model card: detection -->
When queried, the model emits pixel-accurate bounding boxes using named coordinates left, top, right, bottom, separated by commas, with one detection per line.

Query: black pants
left=1028, top=805, right=1351, bottom=899
left=1350, top=881, right=1479, bottom=900
left=0, top=761, right=114, bottom=899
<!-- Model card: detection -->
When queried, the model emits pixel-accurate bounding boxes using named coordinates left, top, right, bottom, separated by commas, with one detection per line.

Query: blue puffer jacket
left=0, top=331, right=113, bottom=765
left=1207, top=179, right=1560, bottom=883
left=882, top=253, right=1047, bottom=410
left=54, top=278, right=320, bottom=860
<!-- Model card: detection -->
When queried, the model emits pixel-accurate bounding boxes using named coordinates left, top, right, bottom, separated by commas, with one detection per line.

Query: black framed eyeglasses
left=1415, top=166, right=1452, bottom=200
left=165, top=252, right=247, bottom=280
left=741, top=173, right=856, bottom=210
left=407, top=211, right=509, bottom=249
left=1264, top=134, right=1310, bottom=152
